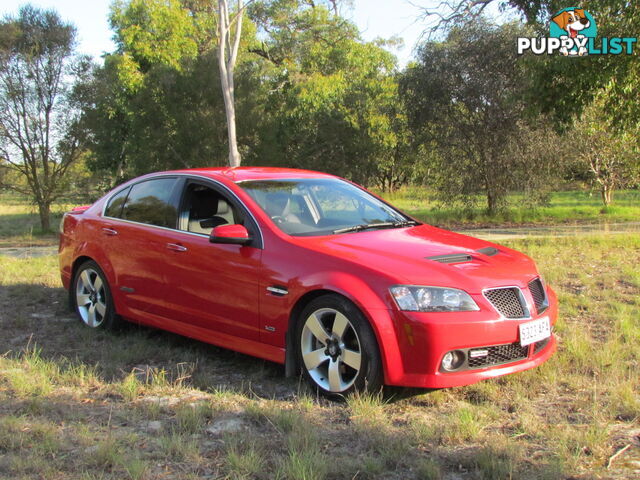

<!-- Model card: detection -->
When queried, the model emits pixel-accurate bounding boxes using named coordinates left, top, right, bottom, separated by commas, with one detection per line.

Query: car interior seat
left=264, top=192, right=301, bottom=224
left=188, top=189, right=235, bottom=234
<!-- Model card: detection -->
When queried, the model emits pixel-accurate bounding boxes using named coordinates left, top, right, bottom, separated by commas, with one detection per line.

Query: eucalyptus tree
left=416, top=0, right=640, bottom=131
left=248, top=0, right=413, bottom=189
left=84, top=0, right=262, bottom=181
left=0, top=5, right=91, bottom=231
left=401, top=20, right=559, bottom=213
left=576, top=97, right=639, bottom=206
left=217, top=0, right=245, bottom=167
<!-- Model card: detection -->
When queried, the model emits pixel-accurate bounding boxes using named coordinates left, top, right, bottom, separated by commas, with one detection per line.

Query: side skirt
left=123, top=308, right=286, bottom=365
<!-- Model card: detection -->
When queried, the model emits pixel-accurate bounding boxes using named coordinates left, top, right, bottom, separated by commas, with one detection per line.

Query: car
left=59, top=167, right=557, bottom=396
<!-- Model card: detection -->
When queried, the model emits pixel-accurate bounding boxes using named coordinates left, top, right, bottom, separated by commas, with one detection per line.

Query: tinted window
left=104, top=187, right=130, bottom=218
left=122, top=178, right=179, bottom=228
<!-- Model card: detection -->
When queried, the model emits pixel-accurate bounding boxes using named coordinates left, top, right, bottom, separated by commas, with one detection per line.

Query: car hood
left=292, top=225, right=539, bottom=294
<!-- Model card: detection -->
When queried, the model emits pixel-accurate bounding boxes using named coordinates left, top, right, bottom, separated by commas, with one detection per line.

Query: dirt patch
left=457, top=221, right=640, bottom=241
left=0, top=246, right=57, bottom=258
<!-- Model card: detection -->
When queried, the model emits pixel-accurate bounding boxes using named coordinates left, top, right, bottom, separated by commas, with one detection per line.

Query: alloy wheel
left=300, top=307, right=362, bottom=393
left=75, top=268, right=107, bottom=328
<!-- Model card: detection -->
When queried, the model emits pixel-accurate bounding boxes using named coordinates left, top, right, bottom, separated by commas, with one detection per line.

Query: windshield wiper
left=333, top=220, right=419, bottom=235
left=392, top=220, right=420, bottom=228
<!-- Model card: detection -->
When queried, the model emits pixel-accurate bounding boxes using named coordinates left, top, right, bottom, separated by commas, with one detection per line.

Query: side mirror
left=209, top=224, right=252, bottom=246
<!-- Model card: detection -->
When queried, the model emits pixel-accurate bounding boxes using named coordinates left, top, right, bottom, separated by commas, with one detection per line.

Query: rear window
left=104, top=187, right=130, bottom=218
left=122, top=178, right=179, bottom=228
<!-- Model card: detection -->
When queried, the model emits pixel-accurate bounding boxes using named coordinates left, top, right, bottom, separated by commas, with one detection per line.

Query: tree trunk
left=601, top=185, right=613, bottom=206
left=218, top=0, right=243, bottom=168
left=486, top=190, right=497, bottom=216
left=38, top=201, right=51, bottom=232
left=221, top=80, right=241, bottom=167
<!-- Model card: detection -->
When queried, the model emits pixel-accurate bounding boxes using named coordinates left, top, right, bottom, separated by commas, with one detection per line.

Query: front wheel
left=72, top=261, right=119, bottom=330
left=296, top=294, right=382, bottom=396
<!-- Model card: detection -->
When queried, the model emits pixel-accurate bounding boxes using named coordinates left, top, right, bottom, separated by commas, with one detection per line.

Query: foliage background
left=0, top=0, right=638, bottom=230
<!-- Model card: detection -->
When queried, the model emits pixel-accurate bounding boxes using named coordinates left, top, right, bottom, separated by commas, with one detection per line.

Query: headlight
left=390, top=285, right=479, bottom=312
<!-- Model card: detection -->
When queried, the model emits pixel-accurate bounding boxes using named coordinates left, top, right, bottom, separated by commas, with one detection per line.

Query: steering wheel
left=271, top=215, right=286, bottom=224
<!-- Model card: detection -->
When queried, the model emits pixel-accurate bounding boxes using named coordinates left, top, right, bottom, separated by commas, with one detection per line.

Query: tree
left=416, top=1, right=640, bottom=131
left=247, top=1, right=413, bottom=189
left=401, top=20, right=558, bottom=213
left=217, top=0, right=246, bottom=167
left=83, top=0, right=262, bottom=182
left=0, top=5, right=91, bottom=231
left=575, top=97, right=639, bottom=206
left=84, top=0, right=413, bottom=187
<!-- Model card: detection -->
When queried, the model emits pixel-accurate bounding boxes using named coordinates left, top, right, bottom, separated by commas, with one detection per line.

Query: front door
left=162, top=179, right=263, bottom=341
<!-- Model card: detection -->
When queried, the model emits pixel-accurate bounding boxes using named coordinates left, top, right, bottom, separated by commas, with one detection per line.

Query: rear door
left=101, top=176, right=183, bottom=319
left=161, top=178, right=263, bottom=341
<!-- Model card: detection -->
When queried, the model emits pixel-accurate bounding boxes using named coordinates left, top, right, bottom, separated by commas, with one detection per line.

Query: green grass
left=0, top=235, right=639, bottom=478
left=381, top=188, right=640, bottom=228
left=0, top=192, right=75, bottom=246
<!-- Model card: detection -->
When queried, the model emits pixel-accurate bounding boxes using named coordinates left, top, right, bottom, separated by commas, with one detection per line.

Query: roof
left=171, top=167, right=337, bottom=182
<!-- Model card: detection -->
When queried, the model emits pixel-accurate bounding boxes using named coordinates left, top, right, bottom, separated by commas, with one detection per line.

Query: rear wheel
left=296, top=294, right=382, bottom=396
left=73, top=261, right=118, bottom=330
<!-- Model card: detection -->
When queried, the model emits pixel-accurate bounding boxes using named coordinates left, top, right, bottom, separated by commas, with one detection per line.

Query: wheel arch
left=284, top=285, right=400, bottom=382
left=68, top=255, right=95, bottom=311
left=71, top=255, right=95, bottom=277
left=285, top=289, right=337, bottom=377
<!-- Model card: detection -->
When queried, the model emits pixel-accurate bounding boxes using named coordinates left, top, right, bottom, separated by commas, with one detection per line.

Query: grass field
left=383, top=189, right=640, bottom=228
left=0, top=234, right=638, bottom=479
left=1, top=189, right=639, bottom=247
left=0, top=194, right=76, bottom=247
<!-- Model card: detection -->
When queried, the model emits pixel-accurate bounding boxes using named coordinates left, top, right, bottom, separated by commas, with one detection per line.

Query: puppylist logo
left=517, top=7, right=637, bottom=56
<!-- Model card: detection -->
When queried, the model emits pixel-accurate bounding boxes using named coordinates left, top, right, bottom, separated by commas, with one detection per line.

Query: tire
left=72, top=261, right=119, bottom=330
left=295, top=294, right=382, bottom=397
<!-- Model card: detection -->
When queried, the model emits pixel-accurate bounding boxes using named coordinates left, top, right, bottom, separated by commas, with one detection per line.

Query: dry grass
left=0, top=234, right=639, bottom=479
left=0, top=193, right=75, bottom=246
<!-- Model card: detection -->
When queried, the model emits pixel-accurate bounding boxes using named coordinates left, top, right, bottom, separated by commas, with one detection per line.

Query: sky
left=0, top=1, right=511, bottom=66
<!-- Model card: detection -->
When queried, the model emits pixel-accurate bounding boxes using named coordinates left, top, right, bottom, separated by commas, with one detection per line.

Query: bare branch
left=229, top=0, right=244, bottom=74
left=409, top=0, right=496, bottom=39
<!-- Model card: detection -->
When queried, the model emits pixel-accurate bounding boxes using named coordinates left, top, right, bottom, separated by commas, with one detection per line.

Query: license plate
left=519, top=317, right=551, bottom=347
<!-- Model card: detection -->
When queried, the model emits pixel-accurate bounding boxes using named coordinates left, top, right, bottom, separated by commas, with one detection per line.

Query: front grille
left=468, top=342, right=529, bottom=369
left=533, top=337, right=550, bottom=354
left=484, top=287, right=526, bottom=318
left=528, top=278, right=548, bottom=314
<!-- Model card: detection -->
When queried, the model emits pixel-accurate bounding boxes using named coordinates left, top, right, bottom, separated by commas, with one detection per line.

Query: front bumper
left=373, top=287, right=559, bottom=388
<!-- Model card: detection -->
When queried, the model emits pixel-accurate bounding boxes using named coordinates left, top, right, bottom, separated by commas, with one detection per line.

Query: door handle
left=166, top=243, right=187, bottom=252
left=101, top=227, right=118, bottom=236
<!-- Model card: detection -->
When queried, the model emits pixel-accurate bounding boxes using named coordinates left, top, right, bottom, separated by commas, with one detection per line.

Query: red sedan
left=59, top=167, right=557, bottom=396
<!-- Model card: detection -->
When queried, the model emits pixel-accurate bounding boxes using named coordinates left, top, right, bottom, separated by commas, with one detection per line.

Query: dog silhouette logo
left=550, top=7, right=597, bottom=56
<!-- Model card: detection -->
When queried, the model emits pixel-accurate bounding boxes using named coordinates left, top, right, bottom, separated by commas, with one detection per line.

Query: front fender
left=286, top=270, right=404, bottom=385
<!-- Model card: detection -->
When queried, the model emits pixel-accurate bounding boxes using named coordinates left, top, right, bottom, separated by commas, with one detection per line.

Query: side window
left=122, top=178, right=179, bottom=228
left=181, top=183, right=242, bottom=234
left=104, top=187, right=130, bottom=219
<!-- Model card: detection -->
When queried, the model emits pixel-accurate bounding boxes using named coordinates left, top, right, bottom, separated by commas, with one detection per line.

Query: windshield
left=238, top=178, right=417, bottom=236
